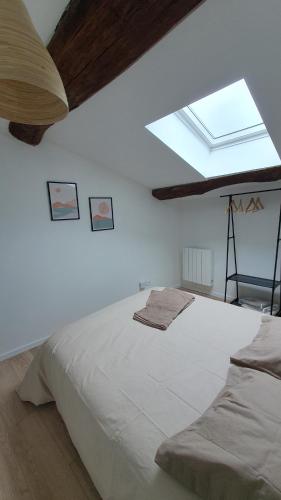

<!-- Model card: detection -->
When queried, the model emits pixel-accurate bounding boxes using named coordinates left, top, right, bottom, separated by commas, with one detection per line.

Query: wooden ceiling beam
left=152, top=166, right=281, bottom=200
left=9, top=0, right=205, bottom=145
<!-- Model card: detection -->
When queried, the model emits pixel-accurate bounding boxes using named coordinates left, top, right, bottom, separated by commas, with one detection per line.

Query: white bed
left=19, top=289, right=262, bottom=500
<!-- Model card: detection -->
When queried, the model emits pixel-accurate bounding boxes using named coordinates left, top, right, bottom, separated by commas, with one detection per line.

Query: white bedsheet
left=19, top=289, right=262, bottom=500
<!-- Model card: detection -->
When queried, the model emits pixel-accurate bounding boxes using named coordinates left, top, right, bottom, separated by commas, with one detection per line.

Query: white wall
left=180, top=190, right=281, bottom=302
left=0, top=131, right=180, bottom=359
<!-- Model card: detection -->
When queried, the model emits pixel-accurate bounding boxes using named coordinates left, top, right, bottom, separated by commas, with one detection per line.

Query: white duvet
left=19, top=289, right=262, bottom=500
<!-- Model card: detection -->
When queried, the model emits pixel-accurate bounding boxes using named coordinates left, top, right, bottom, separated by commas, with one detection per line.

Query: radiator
left=183, top=248, right=213, bottom=286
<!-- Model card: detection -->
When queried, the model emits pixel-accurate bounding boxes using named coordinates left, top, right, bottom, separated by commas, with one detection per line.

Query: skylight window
left=178, top=79, right=268, bottom=149
left=145, top=78, right=280, bottom=178
left=187, top=79, right=264, bottom=139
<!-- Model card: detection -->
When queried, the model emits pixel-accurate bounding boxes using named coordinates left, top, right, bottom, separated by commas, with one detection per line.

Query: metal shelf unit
left=221, top=188, right=281, bottom=316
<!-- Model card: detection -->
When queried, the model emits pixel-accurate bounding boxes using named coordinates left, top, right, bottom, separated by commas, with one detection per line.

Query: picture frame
left=89, top=197, right=114, bottom=231
left=47, top=181, right=80, bottom=221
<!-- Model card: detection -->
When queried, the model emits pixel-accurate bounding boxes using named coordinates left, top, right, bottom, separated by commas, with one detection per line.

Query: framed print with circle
left=89, top=197, right=114, bottom=231
left=47, top=181, right=80, bottom=221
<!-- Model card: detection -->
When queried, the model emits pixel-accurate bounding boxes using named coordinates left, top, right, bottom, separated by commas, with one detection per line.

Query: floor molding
left=0, top=336, right=49, bottom=362
left=211, top=290, right=235, bottom=301
left=180, top=285, right=234, bottom=302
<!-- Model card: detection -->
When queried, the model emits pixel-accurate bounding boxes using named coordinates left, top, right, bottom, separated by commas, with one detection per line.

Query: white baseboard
left=181, top=282, right=234, bottom=302
left=0, top=336, right=49, bottom=362
left=211, top=290, right=235, bottom=302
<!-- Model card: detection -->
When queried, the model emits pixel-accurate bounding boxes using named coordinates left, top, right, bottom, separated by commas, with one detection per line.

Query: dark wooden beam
left=9, top=0, right=205, bottom=145
left=152, top=166, right=281, bottom=200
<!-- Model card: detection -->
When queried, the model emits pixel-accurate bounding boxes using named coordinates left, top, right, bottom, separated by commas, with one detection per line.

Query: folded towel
left=133, top=288, right=195, bottom=330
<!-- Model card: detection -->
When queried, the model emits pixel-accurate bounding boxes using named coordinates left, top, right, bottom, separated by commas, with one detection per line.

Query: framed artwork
left=89, top=197, right=114, bottom=231
left=47, top=181, right=80, bottom=221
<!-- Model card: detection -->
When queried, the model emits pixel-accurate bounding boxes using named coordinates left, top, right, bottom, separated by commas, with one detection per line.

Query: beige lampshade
left=0, top=0, right=68, bottom=125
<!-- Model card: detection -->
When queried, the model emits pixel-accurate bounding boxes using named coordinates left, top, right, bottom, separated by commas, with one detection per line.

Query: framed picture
left=89, top=197, right=114, bottom=231
left=47, top=181, right=80, bottom=221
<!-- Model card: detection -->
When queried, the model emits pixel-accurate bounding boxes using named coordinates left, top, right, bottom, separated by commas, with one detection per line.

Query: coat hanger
left=225, top=199, right=238, bottom=214
left=237, top=199, right=244, bottom=213
left=245, top=197, right=264, bottom=213
left=225, top=197, right=264, bottom=214
left=245, top=197, right=256, bottom=213
left=255, top=197, right=264, bottom=210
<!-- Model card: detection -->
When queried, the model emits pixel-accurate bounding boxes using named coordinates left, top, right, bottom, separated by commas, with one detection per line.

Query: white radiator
left=183, top=248, right=213, bottom=286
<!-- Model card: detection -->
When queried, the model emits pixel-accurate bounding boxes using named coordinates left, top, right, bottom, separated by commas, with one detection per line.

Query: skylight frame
left=178, top=106, right=268, bottom=151
left=187, top=104, right=264, bottom=140
left=186, top=79, right=266, bottom=140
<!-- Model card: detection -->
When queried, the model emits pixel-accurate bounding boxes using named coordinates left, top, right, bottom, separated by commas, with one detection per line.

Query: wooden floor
left=0, top=349, right=101, bottom=500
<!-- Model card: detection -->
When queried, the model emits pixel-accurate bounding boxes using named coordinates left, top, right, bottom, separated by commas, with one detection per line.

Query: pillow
left=155, top=365, right=281, bottom=500
left=230, top=316, right=281, bottom=379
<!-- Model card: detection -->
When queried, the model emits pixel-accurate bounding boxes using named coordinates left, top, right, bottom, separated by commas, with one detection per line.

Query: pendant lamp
left=0, top=0, right=68, bottom=125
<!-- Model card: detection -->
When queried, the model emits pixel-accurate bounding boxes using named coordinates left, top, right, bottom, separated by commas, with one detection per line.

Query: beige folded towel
left=133, top=288, right=195, bottom=330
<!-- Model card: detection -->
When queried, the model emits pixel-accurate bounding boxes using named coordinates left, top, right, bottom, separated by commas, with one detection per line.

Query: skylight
left=178, top=79, right=268, bottom=150
left=188, top=79, right=264, bottom=139
left=145, top=79, right=280, bottom=178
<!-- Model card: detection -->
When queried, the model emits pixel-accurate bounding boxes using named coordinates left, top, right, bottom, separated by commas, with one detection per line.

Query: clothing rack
left=220, top=187, right=281, bottom=316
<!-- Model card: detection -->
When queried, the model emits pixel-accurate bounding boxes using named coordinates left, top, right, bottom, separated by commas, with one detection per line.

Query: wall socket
left=139, top=281, right=151, bottom=291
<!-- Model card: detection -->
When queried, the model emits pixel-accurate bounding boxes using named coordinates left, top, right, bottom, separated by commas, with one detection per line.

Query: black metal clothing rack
left=220, top=187, right=281, bottom=316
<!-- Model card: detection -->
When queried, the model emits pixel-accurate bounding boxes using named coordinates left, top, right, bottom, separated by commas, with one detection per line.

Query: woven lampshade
left=0, top=0, right=68, bottom=125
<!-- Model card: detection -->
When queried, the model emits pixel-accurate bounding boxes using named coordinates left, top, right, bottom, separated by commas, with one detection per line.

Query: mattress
left=19, top=289, right=262, bottom=500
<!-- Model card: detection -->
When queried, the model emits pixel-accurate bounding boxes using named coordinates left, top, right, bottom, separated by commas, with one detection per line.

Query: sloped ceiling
left=24, top=0, right=69, bottom=44
left=5, top=0, right=281, bottom=189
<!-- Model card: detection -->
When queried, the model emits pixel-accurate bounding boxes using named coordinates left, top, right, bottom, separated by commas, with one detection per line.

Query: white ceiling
left=6, top=0, right=281, bottom=189
left=23, top=0, right=69, bottom=44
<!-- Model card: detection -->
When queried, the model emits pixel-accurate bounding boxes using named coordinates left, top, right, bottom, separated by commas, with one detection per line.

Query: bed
left=19, top=288, right=263, bottom=500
